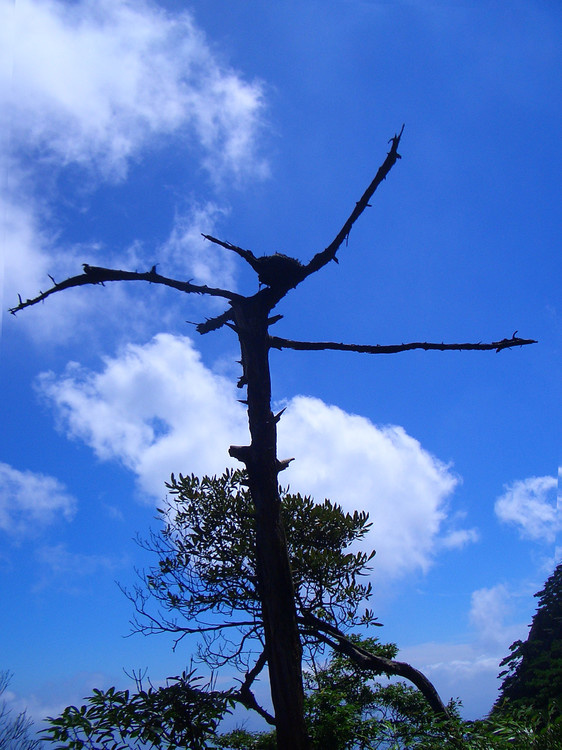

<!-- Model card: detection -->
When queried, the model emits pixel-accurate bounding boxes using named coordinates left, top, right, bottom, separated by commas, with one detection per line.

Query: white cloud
left=0, top=179, right=102, bottom=343
left=4, top=670, right=112, bottom=724
left=469, top=584, right=514, bottom=648
left=1, top=0, right=268, bottom=339
left=439, top=527, right=480, bottom=550
left=401, top=640, right=507, bottom=718
left=38, top=334, right=469, bottom=579
left=37, top=334, right=249, bottom=498
left=159, top=202, right=235, bottom=288
left=278, top=396, right=461, bottom=578
left=33, top=542, right=128, bottom=592
left=495, top=475, right=559, bottom=543
left=3, top=0, right=267, bottom=182
left=1, top=189, right=51, bottom=320
left=36, top=543, right=122, bottom=577
left=2, top=187, right=234, bottom=343
left=400, top=585, right=530, bottom=718
left=0, top=462, right=76, bottom=536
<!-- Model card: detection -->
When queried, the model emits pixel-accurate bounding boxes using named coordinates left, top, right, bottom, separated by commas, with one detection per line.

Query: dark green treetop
left=126, top=470, right=376, bottom=673
left=496, top=562, right=562, bottom=717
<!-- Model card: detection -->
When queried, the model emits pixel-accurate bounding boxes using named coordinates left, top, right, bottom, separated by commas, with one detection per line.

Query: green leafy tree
left=42, top=670, right=229, bottom=750
left=125, top=470, right=446, bottom=721
left=495, top=562, right=562, bottom=719
left=44, top=471, right=449, bottom=749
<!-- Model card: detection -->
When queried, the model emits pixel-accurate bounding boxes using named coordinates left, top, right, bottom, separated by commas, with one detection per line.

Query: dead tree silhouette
left=11, top=127, right=535, bottom=749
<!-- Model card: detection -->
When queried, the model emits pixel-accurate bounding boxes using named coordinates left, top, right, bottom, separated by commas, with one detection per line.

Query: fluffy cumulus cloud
left=38, top=333, right=467, bottom=579
left=2, top=0, right=267, bottom=181
left=495, top=475, right=559, bottom=543
left=278, top=397, right=461, bottom=577
left=0, top=462, right=76, bottom=536
left=37, top=334, right=250, bottom=498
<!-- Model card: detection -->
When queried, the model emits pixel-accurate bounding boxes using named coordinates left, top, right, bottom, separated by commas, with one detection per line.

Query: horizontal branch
left=9, top=264, right=241, bottom=315
left=269, top=332, right=537, bottom=355
left=299, top=611, right=448, bottom=718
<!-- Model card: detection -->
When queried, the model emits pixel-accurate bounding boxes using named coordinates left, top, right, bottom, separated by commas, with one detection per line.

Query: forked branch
left=269, top=332, right=537, bottom=355
left=201, top=126, right=405, bottom=293
left=232, top=650, right=276, bottom=726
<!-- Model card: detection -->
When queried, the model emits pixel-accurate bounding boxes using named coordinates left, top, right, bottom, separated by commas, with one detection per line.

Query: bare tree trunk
left=229, top=296, right=310, bottom=750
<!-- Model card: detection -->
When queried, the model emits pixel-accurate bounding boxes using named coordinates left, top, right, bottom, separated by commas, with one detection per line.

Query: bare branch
left=231, top=650, right=276, bottom=726
left=302, top=124, right=405, bottom=278
left=9, top=264, right=241, bottom=315
left=195, top=307, right=235, bottom=335
left=269, top=333, right=537, bottom=355
left=202, top=234, right=258, bottom=267
left=201, top=127, right=404, bottom=293
left=299, top=610, right=449, bottom=719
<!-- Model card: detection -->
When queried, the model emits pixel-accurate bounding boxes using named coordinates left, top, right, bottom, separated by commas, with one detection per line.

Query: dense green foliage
left=44, top=470, right=386, bottom=748
left=42, top=671, right=230, bottom=750
left=496, top=562, right=562, bottom=719
left=219, top=643, right=562, bottom=749
left=43, top=650, right=562, bottom=750
left=43, top=474, right=562, bottom=749
left=126, top=469, right=377, bottom=670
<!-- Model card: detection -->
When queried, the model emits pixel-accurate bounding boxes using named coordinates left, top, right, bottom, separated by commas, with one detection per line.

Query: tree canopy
left=43, top=471, right=447, bottom=749
left=495, top=562, right=562, bottom=718
left=124, top=469, right=445, bottom=720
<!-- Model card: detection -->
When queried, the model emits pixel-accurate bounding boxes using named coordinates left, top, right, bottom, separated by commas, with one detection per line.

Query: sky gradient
left=1, top=0, right=561, bottom=731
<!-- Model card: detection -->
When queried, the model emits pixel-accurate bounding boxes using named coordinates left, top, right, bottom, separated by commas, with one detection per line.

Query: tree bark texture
left=229, top=295, right=310, bottom=750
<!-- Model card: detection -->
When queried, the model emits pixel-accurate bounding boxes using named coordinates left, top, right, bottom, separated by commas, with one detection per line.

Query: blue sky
left=1, top=0, right=560, bottom=731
